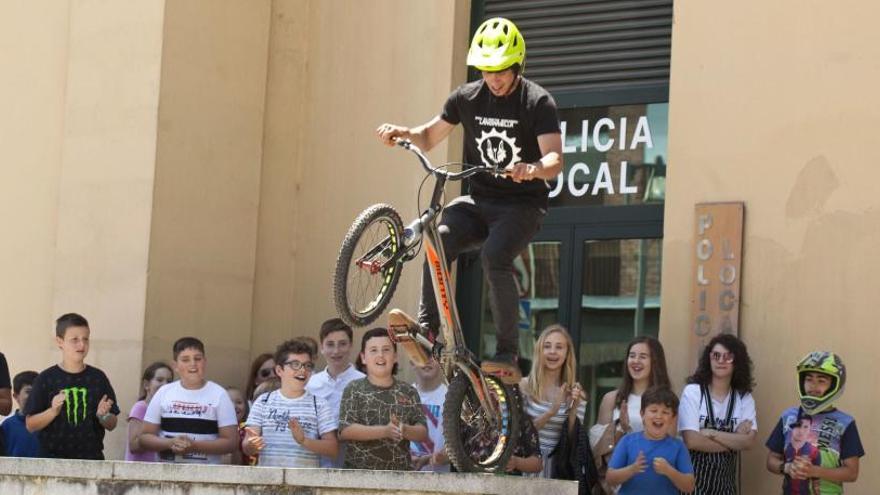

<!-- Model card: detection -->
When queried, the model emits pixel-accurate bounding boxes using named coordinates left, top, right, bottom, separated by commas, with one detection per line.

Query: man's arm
left=376, top=116, right=456, bottom=152
left=507, top=132, right=563, bottom=182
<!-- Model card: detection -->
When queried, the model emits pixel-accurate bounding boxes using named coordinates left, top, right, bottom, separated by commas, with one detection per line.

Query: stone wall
left=0, top=457, right=577, bottom=495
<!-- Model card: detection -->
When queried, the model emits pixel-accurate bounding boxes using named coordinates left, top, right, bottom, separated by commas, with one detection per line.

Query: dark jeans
left=418, top=195, right=545, bottom=356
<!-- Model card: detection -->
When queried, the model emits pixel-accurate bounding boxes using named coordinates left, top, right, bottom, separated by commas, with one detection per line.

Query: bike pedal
left=387, top=309, right=430, bottom=367
left=481, top=362, right=522, bottom=385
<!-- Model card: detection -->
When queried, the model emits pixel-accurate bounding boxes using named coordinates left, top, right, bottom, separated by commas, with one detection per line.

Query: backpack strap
left=701, top=385, right=716, bottom=429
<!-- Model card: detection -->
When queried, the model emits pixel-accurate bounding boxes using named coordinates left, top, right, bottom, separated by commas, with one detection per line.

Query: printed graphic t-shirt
left=246, top=389, right=337, bottom=467
left=305, top=364, right=364, bottom=467
left=766, top=406, right=865, bottom=495
left=144, top=380, right=238, bottom=464
left=441, top=77, right=561, bottom=208
left=409, top=382, right=449, bottom=472
left=608, top=432, right=694, bottom=495
left=678, top=383, right=758, bottom=434
left=23, top=364, right=120, bottom=459
left=338, top=378, right=426, bottom=470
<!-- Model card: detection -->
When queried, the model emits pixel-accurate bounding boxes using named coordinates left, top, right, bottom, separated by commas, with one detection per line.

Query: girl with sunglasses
left=679, top=333, right=757, bottom=494
left=241, top=337, right=338, bottom=467
left=245, top=353, right=276, bottom=403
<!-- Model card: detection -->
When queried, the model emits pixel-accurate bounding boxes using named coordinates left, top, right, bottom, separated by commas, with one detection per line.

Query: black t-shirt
left=24, top=364, right=120, bottom=459
left=441, top=77, right=561, bottom=209
left=0, top=353, right=8, bottom=457
left=0, top=353, right=9, bottom=390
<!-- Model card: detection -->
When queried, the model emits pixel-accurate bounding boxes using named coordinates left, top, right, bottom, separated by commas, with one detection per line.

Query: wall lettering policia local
left=551, top=115, right=655, bottom=198
left=63, top=387, right=88, bottom=425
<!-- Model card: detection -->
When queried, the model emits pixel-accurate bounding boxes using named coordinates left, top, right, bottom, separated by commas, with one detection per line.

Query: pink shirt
left=125, top=400, right=159, bottom=462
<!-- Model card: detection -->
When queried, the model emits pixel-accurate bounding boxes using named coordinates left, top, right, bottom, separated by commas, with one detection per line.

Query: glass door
left=572, top=234, right=663, bottom=425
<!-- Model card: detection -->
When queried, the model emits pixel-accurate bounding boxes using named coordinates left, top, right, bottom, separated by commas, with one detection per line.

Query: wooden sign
left=690, top=202, right=744, bottom=359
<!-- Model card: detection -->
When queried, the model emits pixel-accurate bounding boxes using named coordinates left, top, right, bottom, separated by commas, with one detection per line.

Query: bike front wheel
left=443, top=372, right=521, bottom=473
left=333, top=204, right=405, bottom=328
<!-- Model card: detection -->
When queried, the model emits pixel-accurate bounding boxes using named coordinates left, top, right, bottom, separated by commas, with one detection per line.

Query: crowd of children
left=0, top=313, right=866, bottom=494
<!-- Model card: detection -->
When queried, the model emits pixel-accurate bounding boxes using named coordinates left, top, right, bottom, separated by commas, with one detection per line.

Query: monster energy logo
left=63, top=387, right=88, bottom=425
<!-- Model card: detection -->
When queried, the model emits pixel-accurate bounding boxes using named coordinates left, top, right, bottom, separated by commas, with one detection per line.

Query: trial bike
left=332, top=139, right=521, bottom=473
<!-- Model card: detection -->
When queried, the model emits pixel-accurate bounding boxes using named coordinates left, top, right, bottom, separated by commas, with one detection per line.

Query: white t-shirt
left=678, top=383, right=758, bottom=433
left=305, top=364, right=364, bottom=468
left=611, top=393, right=644, bottom=433
left=410, top=382, right=450, bottom=473
left=247, top=389, right=337, bottom=468
left=144, top=380, right=238, bottom=464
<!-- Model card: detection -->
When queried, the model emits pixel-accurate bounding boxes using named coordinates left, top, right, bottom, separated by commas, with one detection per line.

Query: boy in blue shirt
left=765, top=351, right=864, bottom=494
left=607, top=386, right=695, bottom=494
left=1, top=371, right=40, bottom=457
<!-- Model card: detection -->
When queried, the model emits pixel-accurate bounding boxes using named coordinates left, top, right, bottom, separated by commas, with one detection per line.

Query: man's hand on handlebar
left=376, top=123, right=410, bottom=147
left=504, top=162, right=541, bottom=183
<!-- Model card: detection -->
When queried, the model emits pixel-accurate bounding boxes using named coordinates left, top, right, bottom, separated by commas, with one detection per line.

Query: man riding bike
left=376, top=17, right=563, bottom=384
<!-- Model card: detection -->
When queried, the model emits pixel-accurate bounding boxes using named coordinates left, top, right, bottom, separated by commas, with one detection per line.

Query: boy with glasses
left=242, top=337, right=338, bottom=467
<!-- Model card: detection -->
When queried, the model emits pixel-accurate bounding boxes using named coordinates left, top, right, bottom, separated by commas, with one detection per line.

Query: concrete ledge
left=0, top=457, right=578, bottom=495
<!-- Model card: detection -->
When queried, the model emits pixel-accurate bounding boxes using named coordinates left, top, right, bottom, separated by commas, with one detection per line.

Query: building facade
left=0, top=1, right=876, bottom=492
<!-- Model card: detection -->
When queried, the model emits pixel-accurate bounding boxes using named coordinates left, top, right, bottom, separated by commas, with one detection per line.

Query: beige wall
left=0, top=2, right=165, bottom=460
left=662, top=1, right=880, bottom=492
left=0, top=1, right=468, bottom=463
left=251, top=0, right=470, bottom=370
left=143, top=0, right=271, bottom=391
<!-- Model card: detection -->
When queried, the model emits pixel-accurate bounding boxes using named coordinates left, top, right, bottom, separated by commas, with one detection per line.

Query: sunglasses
left=710, top=351, right=735, bottom=364
left=282, top=360, right=315, bottom=372
left=258, top=368, right=275, bottom=379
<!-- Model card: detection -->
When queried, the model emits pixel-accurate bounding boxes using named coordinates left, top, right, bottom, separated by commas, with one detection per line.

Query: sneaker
left=481, top=353, right=522, bottom=385
left=388, top=309, right=431, bottom=367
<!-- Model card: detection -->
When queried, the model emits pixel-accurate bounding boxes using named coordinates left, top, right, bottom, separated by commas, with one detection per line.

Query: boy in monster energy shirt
left=24, top=313, right=120, bottom=459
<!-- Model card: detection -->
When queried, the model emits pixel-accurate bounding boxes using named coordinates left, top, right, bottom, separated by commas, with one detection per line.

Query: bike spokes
left=333, top=204, right=405, bottom=327
left=346, top=220, right=398, bottom=315
left=444, top=373, right=520, bottom=472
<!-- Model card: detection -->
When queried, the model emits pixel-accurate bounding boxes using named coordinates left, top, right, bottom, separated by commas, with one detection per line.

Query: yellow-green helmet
left=466, top=17, right=525, bottom=72
left=796, top=351, right=846, bottom=415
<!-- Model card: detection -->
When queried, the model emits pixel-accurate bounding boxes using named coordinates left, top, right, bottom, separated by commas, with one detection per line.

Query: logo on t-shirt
left=475, top=128, right=521, bottom=170
left=168, top=401, right=209, bottom=417
left=62, top=387, right=88, bottom=425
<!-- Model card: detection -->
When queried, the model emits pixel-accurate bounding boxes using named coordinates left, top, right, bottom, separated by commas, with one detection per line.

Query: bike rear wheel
left=333, top=204, right=405, bottom=327
left=443, top=371, right=521, bottom=473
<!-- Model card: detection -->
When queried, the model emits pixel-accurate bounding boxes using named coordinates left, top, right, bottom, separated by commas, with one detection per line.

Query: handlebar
left=395, top=139, right=501, bottom=180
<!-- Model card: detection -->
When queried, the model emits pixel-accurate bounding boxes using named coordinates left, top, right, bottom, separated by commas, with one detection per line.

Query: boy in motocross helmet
left=765, top=352, right=864, bottom=494
left=377, top=17, right=563, bottom=384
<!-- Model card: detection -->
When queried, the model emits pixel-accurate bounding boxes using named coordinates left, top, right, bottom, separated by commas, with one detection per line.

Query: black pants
left=418, top=195, right=544, bottom=356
